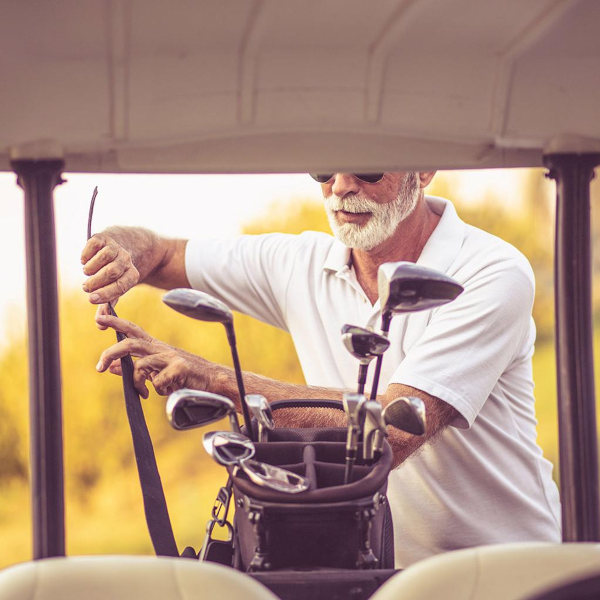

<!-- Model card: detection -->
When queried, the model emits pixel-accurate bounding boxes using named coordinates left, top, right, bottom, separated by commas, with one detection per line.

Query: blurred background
left=1, top=167, right=598, bottom=567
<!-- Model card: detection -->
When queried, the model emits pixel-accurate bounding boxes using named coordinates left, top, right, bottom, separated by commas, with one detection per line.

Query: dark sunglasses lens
left=310, top=174, right=334, bottom=183
left=355, top=173, right=385, bottom=183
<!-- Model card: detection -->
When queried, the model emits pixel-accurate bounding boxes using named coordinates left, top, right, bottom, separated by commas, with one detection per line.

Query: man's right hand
left=81, top=233, right=140, bottom=306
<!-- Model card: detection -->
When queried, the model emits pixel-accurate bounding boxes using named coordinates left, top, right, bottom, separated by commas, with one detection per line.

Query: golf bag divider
left=230, top=398, right=395, bottom=571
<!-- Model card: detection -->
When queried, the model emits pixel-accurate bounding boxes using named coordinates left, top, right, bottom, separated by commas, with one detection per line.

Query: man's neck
left=351, top=199, right=441, bottom=305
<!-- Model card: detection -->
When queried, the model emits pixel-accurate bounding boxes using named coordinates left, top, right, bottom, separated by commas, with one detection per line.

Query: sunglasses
left=310, top=173, right=385, bottom=184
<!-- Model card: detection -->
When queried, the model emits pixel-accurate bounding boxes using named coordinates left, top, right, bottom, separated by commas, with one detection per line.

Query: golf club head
left=162, top=288, right=233, bottom=325
left=166, top=389, right=239, bottom=432
left=242, top=459, right=310, bottom=494
left=202, top=430, right=255, bottom=466
left=383, top=396, right=426, bottom=436
left=343, top=392, right=367, bottom=436
left=362, top=400, right=385, bottom=461
left=341, top=324, right=391, bottom=364
left=378, top=262, right=463, bottom=319
left=246, top=394, right=274, bottom=442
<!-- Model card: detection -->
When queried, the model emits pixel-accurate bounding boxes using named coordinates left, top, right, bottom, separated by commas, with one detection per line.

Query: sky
left=0, top=169, right=525, bottom=345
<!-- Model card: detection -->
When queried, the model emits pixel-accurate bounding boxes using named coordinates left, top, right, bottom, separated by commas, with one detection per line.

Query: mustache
left=324, top=194, right=378, bottom=214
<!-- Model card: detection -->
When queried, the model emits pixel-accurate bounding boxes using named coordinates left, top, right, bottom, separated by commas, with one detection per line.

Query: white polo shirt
left=185, top=196, right=561, bottom=567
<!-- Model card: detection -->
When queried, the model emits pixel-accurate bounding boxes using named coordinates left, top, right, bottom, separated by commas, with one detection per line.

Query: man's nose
left=331, top=173, right=360, bottom=197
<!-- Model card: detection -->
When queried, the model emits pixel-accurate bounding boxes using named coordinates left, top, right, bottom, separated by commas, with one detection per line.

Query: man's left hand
left=95, top=314, right=215, bottom=398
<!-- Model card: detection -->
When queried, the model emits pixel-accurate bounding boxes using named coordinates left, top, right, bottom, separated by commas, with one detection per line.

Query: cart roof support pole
left=10, top=154, right=66, bottom=559
left=544, top=150, right=600, bottom=542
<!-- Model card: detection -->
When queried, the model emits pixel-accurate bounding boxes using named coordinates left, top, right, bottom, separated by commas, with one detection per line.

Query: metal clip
left=198, top=518, right=234, bottom=562
left=211, top=485, right=232, bottom=526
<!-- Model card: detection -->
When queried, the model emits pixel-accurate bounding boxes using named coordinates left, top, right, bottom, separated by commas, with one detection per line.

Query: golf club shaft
left=369, top=313, right=392, bottom=401
left=225, top=325, right=255, bottom=441
left=357, top=363, right=368, bottom=395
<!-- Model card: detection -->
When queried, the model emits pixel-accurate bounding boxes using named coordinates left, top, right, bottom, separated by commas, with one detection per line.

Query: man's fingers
left=85, top=265, right=139, bottom=304
left=96, top=314, right=150, bottom=340
left=95, top=304, right=112, bottom=329
left=81, top=234, right=110, bottom=265
left=96, top=337, right=156, bottom=372
left=82, top=243, right=119, bottom=276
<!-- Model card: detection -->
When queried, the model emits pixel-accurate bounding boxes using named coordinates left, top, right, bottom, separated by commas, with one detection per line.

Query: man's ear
left=417, top=171, right=436, bottom=188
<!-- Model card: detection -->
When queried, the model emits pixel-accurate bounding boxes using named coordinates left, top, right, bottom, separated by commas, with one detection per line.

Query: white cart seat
left=0, top=555, right=279, bottom=600
left=371, top=543, right=600, bottom=600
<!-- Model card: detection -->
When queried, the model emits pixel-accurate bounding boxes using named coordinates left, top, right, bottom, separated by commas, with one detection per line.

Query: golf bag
left=213, top=399, right=395, bottom=572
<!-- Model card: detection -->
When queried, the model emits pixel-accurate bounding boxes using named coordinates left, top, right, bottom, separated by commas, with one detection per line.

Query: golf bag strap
left=114, top=319, right=179, bottom=557
left=88, top=189, right=178, bottom=558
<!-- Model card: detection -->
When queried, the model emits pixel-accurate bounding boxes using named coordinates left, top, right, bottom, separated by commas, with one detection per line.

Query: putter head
left=378, top=262, right=463, bottom=319
left=203, top=430, right=255, bottom=465
left=383, top=396, right=426, bottom=436
left=246, top=394, right=274, bottom=441
left=166, top=389, right=238, bottom=431
left=162, top=288, right=233, bottom=325
left=362, top=400, right=385, bottom=461
left=341, top=324, right=391, bottom=364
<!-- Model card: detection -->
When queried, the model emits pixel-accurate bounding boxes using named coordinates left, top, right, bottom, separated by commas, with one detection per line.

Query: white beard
left=324, top=172, right=420, bottom=251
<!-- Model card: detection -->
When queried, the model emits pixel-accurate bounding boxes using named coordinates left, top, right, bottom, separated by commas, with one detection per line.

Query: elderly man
left=82, top=171, right=561, bottom=567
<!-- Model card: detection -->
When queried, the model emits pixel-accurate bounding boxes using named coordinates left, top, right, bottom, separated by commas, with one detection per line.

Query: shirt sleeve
left=185, top=233, right=298, bottom=331
left=388, top=255, right=536, bottom=429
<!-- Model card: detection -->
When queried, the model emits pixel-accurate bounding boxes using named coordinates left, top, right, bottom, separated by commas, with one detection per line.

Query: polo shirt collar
left=323, top=238, right=352, bottom=274
left=417, top=196, right=466, bottom=274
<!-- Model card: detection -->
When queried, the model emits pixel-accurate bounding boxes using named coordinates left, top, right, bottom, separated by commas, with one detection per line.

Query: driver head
left=166, top=389, right=239, bottom=432
left=341, top=324, right=391, bottom=364
left=378, top=262, right=463, bottom=319
left=162, top=288, right=233, bottom=325
left=383, top=396, right=426, bottom=436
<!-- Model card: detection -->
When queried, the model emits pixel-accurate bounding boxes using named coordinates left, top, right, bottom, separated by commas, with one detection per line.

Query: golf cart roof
left=2, top=0, right=600, bottom=174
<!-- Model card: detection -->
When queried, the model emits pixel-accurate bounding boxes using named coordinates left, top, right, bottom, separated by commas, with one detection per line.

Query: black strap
left=89, top=188, right=179, bottom=557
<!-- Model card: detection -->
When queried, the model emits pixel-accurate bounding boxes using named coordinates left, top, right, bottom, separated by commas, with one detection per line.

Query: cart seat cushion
left=370, top=542, right=600, bottom=600
left=0, top=555, right=278, bottom=600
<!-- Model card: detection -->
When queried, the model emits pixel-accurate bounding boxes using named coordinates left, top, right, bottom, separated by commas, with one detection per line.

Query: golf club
left=162, top=288, right=255, bottom=441
left=246, top=394, right=274, bottom=442
left=342, top=392, right=367, bottom=483
left=341, top=324, right=390, bottom=395
left=383, top=396, right=426, bottom=436
left=203, top=431, right=310, bottom=493
left=362, top=400, right=386, bottom=462
left=370, top=396, right=427, bottom=460
left=369, top=262, right=463, bottom=401
left=166, top=389, right=241, bottom=432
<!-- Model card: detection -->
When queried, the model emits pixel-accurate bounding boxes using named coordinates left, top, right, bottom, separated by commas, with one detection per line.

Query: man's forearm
left=213, top=365, right=348, bottom=428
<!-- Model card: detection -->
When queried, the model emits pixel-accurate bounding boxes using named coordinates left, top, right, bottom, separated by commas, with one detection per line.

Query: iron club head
left=383, top=396, right=427, bottom=436
left=166, top=389, right=240, bottom=432
left=246, top=394, right=274, bottom=442
left=362, top=400, right=386, bottom=461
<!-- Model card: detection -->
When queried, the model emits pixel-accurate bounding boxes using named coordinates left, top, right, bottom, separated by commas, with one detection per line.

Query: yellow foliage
left=3, top=169, right=600, bottom=567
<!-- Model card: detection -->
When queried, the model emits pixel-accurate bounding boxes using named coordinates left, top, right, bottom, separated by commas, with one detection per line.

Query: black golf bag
left=218, top=399, right=395, bottom=572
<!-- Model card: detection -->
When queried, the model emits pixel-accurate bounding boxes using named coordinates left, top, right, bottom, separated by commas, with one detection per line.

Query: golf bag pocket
left=230, top=398, right=395, bottom=572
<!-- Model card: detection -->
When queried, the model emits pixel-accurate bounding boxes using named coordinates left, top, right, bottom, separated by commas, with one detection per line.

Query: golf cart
left=1, top=0, right=600, bottom=598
